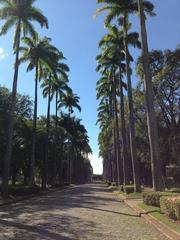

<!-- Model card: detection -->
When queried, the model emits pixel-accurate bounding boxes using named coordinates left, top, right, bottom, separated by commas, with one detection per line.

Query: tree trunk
left=119, top=65, right=129, bottom=185
left=138, top=0, right=164, bottom=191
left=2, top=20, right=21, bottom=197
left=29, top=65, right=38, bottom=187
left=68, top=142, right=71, bottom=184
left=113, top=74, right=123, bottom=184
left=123, top=15, right=141, bottom=192
left=42, top=81, right=51, bottom=190
left=52, top=91, right=58, bottom=186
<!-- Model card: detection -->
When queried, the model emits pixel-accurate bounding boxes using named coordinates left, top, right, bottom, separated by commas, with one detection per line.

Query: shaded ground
left=0, top=183, right=168, bottom=240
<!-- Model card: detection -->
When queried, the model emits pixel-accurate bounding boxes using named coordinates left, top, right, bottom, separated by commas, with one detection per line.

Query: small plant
left=160, top=196, right=180, bottom=220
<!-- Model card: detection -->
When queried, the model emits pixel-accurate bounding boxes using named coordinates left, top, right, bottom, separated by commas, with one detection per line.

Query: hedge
left=120, top=185, right=136, bottom=194
left=160, top=196, right=180, bottom=220
left=143, top=192, right=179, bottom=207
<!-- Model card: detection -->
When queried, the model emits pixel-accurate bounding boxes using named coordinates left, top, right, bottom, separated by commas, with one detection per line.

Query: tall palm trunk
left=29, top=65, right=38, bottom=186
left=119, top=65, right=128, bottom=185
left=109, top=95, right=115, bottom=183
left=2, top=20, right=21, bottom=196
left=123, top=15, right=141, bottom=192
left=68, top=140, right=71, bottom=184
left=113, top=74, right=123, bottom=185
left=113, top=123, right=117, bottom=183
left=66, top=111, right=71, bottom=184
left=52, top=90, right=58, bottom=186
left=42, top=81, right=51, bottom=190
left=138, top=0, right=164, bottom=191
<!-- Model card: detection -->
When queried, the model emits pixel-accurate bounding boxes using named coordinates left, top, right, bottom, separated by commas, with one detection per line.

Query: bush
left=122, top=185, right=135, bottom=194
left=8, top=186, right=40, bottom=196
left=143, top=192, right=162, bottom=207
left=143, top=192, right=176, bottom=207
left=160, top=196, right=180, bottom=220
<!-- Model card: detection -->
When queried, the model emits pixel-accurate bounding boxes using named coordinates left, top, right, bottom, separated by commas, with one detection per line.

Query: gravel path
left=0, top=183, right=168, bottom=240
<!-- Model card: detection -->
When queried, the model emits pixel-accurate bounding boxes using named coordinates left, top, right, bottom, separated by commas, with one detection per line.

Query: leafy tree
left=136, top=47, right=180, bottom=179
left=0, top=86, right=33, bottom=186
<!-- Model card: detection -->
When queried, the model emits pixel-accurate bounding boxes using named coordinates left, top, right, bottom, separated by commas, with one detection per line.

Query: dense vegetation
left=0, top=0, right=92, bottom=196
left=96, top=0, right=180, bottom=192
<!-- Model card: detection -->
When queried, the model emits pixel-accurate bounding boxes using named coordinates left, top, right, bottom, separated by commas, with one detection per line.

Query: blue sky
left=0, top=0, right=180, bottom=174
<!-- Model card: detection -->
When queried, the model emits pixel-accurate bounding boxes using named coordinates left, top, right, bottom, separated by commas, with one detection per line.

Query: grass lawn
left=124, top=192, right=143, bottom=199
left=138, top=203, right=180, bottom=234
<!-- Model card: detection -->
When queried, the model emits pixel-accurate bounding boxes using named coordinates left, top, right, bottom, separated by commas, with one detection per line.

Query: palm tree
left=98, top=24, right=142, bottom=187
left=0, top=0, right=48, bottom=196
left=138, top=0, right=164, bottom=191
left=53, top=77, right=71, bottom=185
left=59, top=92, right=81, bottom=114
left=41, top=62, right=70, bottom=189
left=20, top=36, right=60, bottom=186
left=96, top=50, right=123, bottom=185
left=96, top=75, right=116, bottom=182
left=96, top=0, right=154, bottom=192
left=58, top=92, right=81, bottom=183
left=41, top=72, right=54, bottom=189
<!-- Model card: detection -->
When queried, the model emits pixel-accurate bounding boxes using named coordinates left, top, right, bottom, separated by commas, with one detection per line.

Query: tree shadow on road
left=81, top=206, right=140, bottom=218
left=0, top=183, right=139, bottom=239
left=0, top=219, right=72, bottom=240
left=0, top=213, right=98, bottom=240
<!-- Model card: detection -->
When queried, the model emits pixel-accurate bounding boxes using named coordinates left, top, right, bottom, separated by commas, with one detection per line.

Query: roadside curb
left=116, top=193, right=180, bottom=240
left=0, top=185, right=75, bottom=207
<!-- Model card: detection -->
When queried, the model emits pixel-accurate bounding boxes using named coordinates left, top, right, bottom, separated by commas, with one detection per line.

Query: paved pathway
left=0, top=183, right=168, bottom=240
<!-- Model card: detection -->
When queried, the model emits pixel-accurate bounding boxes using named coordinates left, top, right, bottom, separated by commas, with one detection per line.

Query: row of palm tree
left=96, top=0, right=164, bottom=191
left=0, top=0, right=83, bottom=196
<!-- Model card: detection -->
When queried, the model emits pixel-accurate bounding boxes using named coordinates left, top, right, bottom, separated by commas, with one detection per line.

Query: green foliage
left=122, top=185, right=135, bottom=194
left=9, top=186, right=40, bottom=196
left=160, top=196, right=180, bottom=220
left=0, top=85, right=92, bottom=192
left=143, top=192, right=178, bottom=207
left=0, top=184, right=40, bottom=196
left=143, top=192, right=163, bottom=207
left=136, top=47, right=180, bottom=170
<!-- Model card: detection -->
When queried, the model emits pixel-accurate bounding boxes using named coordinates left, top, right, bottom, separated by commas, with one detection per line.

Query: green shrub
left=143, top=192, right=162, bottom=207
left=8, top=186, right=40, bottom=196
left=123, top=185, right=135, bottom=194
left=143, top=192, right=178, bottom=207
left=160, top=196, right=180, bottom=220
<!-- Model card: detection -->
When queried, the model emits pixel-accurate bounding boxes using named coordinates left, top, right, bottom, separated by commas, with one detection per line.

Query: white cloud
left=0, top=47, right=8, bottom=60
left=89, top=153, right=103, bottom=175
